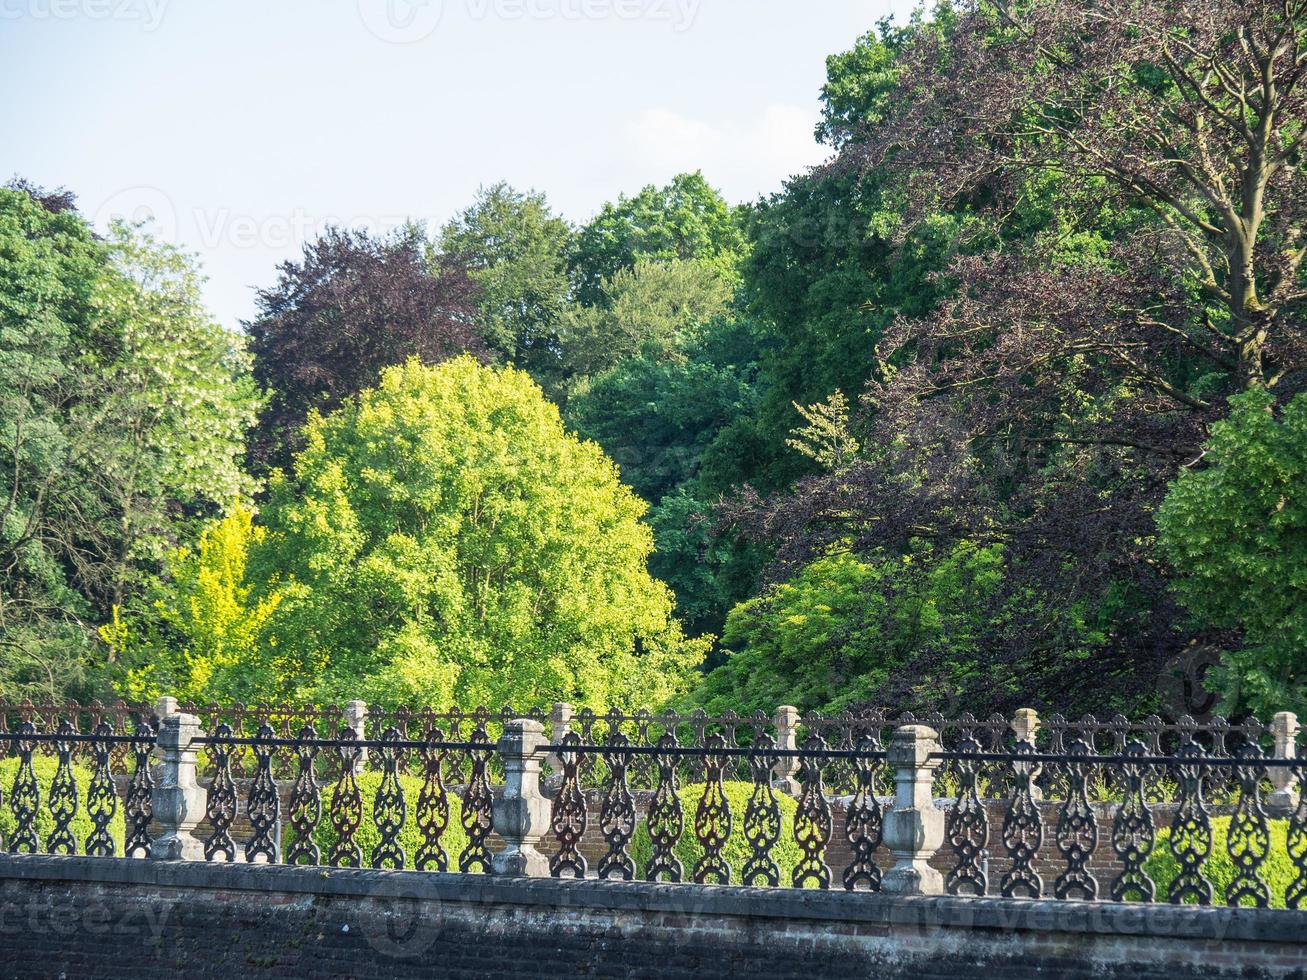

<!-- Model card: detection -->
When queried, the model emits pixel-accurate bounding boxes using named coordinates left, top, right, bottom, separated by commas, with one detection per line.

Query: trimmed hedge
left=0, top=755, right=126, bottom=853
left=631, top=780, right=803, bottom=884
left=281, top=771, right=471, bottom=869
left=1143, top=816, right=1297, bottom=908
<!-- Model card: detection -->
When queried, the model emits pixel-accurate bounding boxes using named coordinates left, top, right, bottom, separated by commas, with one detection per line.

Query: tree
left=725, top=0, right=1307, bottom=716
left=103, top=504, right=284, bottom=703
left=559, top=258, right=734, bottom=387
left=246, top=225, right=483, bottom=473
left=438, top=183, right=574, bottom=386
left=0, top=184, right=260, bottom=701
left=1159, top=389, right=1307, bottom=719
left=688, top=542, right=1017, bottom=717
left=116, top=357, right=709, bottom=709
left=846, top=0, right=1307, bottom=431
left=570, top=172, right=747, bottom=307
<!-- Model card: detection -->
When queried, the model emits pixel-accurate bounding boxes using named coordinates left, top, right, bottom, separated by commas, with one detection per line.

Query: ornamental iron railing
left=0, top=700, right=1302, bottom=910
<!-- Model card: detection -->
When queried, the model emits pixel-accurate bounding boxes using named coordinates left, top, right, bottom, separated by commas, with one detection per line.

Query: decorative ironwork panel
left=86, top=721, right=118, bottom=857
left=597, top=732, right=636, bottom=880
left=1110, top=740, right=1156, bottom=902
left=372, top=727, right=407, bottom=869
left=550, top=732, right=588, bottom=878
left=1053, top=738, right=1097, bottom=900
left=415, top=728, right=451, bottom=872
left=286, top=724, right=322, bottom=865
left=742, top=738, right=781, bottom=887
left=245, top=723, right=281, bottom=864
left=329, top=729, right=364, bottom=868
left=204, top=723, right=238, bottom=861
left=793, top=734, right=832, bottom=889
left=946, top=735, right=989, bottom=896
left=843, top=737, right=883, bottom=892
left=124, top=721, right=154, bottom=858
left=692, top=734, right=731, bottom=884
left=459, top=727, right=493, bottom=873
left=1000, top=739, right=1044, bottom=898
left=10, top=721, right=39, bottom=853
left=646, top=733, right=684, bottom=882
left=1288, top=762, right=1306, bottom=910
left=1225, top=743, right=1270, bottom=908
left=1168, top=741, right=1214, bottom=905
left=46, top=720, right=79, bottom=855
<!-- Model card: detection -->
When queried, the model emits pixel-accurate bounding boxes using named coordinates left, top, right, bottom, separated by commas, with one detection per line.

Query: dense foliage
left=1159, top=391, right=1307, bottom=718
left=246, top=225, right=482, bottom=474
left=9, top=0, right=1307, bottom=722
left=0, top=185, right=259, bottom=701
left=108, top=357, right=708, bottom=709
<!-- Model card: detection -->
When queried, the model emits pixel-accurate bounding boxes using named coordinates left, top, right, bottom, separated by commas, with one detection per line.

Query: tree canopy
left=0, top=184, right=259, bottom=701
left=246, top=224, right=483, bottom=474
left=109, top=357, right=708, bottom=709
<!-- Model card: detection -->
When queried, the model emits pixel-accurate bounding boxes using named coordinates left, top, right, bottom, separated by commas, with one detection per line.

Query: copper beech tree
left=721, top=0, right=1307, bottom=712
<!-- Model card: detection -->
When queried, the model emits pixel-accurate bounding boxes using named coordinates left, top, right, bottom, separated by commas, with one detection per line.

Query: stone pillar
left=1011, top=707, right=1043, bottom=800
left=1270, top=712, right=1300, bottom=809
left=1011, top=707, right=1040, bottom=745
left=343, top=699, right=368, bottom=774
left=772, top=705, right=802, bottom=796
left=545, top=702, right=573, bottom=773
left=151, top=712, right=206, bottom=861
left=491, top=718, right=551, bottom=877
left=881, top=724, right=945, bottom=895
left=154, top=696, right=178, bottom=723
left=151, top=696, right=179, bottom=762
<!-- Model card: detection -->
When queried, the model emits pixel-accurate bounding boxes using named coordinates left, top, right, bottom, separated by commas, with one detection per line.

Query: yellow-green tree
left=112, top=357, right=707, bottom=710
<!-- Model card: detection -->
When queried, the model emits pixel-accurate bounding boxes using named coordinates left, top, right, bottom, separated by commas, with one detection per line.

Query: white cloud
left=620, top=103, right=830, bottom=203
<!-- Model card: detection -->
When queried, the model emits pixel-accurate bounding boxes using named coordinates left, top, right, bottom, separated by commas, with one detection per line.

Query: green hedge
left=282, top=771, right=471, bottom=869
left=1144, top=816, right=1297, bottom=908
left=631, top=780, right=802, bottom=884
left=0, top=756, right=126, bottom=853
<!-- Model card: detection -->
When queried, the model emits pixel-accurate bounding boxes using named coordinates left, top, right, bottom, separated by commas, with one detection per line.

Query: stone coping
left=1, top=854, right=1303, bottom=945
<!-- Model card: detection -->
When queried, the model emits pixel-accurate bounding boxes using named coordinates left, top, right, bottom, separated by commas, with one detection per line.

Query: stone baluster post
left=1270, top=711, right=1300, bottom=809
left=1011, top=707, right=1043, bottom=800
left=881, top=724, right=945, bottom=895
left=151, top=712, right=206, bottom=861
left=344, top=699, right=368, bottom=774
left=545, top=702, right=573, bottom=773
left=772, top=705, right=802, bottom=796
left=491, top=718, right=551, bottom=876
left=152, top=696, right=179, bottom=761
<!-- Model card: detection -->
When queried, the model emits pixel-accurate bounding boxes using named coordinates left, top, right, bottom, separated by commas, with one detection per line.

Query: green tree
left=438, top=183, right=574, bottom=387
left=570, top=172, right=746, bottom=307
left=1158, top=390, right=1307, bottom=719
left=559, top=258, right=734, bottom=390
left=0, top=185, right=259, bottom=701
left=117, top=357, right=708, bottom=709
left=103, top=503, right=285, bottom=703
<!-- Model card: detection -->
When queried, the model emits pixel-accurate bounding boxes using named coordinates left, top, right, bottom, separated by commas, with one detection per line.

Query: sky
left=3, top=0, right=913, bottom=328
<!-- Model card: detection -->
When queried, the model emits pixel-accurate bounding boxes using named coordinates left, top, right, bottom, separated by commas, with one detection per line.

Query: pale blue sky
left=3, top=0, right=911, bottom=327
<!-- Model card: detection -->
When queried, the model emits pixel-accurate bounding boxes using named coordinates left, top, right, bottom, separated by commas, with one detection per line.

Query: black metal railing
left=0, top=705, right=1302, bottom=911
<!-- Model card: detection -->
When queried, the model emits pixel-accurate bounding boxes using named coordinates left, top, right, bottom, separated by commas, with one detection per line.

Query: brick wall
left=0, top=856, right=1304, bottom=980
